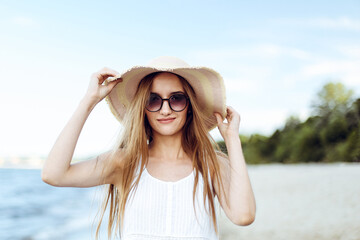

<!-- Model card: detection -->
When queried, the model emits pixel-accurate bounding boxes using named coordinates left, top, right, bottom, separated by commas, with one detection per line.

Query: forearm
left=42, top=96, right=97, bottom=182
left=225, top=135, right=256, bottom=223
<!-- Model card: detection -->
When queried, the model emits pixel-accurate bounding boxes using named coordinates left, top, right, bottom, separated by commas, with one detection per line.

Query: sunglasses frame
left=145, top=92, right=189, bottom=112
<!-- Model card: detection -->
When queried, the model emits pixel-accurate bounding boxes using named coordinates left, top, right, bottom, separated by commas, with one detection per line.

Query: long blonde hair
left=96, top=72, right=230, bottom=239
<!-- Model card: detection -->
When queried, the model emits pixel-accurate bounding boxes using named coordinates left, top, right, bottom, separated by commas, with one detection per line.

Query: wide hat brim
left=105, top=56, right=226, bottom=131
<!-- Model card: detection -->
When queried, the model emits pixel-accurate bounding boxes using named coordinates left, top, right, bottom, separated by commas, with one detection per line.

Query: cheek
left=179, top=107, right=189, bottom=122
left=145, top=111, right=157, bottom=127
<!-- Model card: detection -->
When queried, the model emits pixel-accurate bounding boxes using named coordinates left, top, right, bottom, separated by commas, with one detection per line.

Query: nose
left=159, top=100, right=172, bottom=115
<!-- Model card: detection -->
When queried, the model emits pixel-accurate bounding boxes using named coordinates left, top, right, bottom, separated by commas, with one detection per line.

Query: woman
left=42, top=56, right=256, bottom=240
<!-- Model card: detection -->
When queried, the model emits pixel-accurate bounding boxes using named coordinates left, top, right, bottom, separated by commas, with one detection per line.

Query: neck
left=148, top=132, right=189, bottom=163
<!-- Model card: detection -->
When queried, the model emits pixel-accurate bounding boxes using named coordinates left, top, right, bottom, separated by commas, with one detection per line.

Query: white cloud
left=225, top=77, right=261, bottom=94
left=190, top=44, right=312, bottom=62
left=300, top=58, right=360, bottom=97
left=337, top=45, right=360, bottom=58
left=302, top=60, right=360, bottom=85
left=188, top=44, right=314, bottom=96
left=302, top=60, right=358, bottom=76
left=342, top=72, right=360, bottom=87
left=239, top=108, right=291, bottom=135
left=312, top=17, right=360, bottom=31
left=254, top=44, right=312, bottom=60
left=275, top=17, right=360, bottom=31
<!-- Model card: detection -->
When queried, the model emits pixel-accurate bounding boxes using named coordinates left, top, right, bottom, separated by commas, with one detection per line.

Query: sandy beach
left=217, top=163, right=360, bottom=240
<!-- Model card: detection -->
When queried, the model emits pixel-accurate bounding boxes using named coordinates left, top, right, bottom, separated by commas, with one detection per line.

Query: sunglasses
left=145, top=92, right=189, bottom=112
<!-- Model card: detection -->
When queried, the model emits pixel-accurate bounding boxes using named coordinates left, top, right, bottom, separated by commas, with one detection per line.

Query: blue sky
left=1, top=0, right=359, bottom=158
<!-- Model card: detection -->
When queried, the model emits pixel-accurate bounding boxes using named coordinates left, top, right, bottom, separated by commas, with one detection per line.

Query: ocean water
left=0, top=168, right=105, bottom=240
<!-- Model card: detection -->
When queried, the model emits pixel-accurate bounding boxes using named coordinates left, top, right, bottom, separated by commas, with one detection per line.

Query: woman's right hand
left=84, top=67, right=122, bottom=105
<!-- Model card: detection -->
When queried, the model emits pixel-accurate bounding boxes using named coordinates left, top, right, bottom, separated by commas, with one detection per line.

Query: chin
left=152, top=123, right=184, bottom=137
left=154, top=128, right=182, bottom=137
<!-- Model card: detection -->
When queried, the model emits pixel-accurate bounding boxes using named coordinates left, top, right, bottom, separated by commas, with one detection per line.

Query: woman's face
left=145, top=72, right=189, bottom=138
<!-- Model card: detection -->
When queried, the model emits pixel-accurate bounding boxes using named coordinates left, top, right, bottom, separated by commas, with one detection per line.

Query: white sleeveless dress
left=121, top=165, right=220, bottom=240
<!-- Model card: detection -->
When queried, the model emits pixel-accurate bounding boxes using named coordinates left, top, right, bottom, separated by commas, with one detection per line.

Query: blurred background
left=0, top=0, right=359, bottom=239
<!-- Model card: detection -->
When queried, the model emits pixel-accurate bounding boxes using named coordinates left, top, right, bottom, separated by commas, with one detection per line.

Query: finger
left=223, top=107, right=231, bottom=121
left=106, top=75, right=122, bottom=82
left=226, top=106, right=235, bottom=116
left=227, top=108, right=241, bottom=126
left=227, top=106, right=240, bottom=119
left=214, top=112, right=224, bottom=125
left=98, top=73, right=117, bottom=84
left=106, top=78, right=123, bottom=90
left=98, top=67, right=120, bottom=76
left=96, top=68, right=120, bottom=84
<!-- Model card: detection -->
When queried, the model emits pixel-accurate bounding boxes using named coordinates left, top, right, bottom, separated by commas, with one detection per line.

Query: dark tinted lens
left=169, top=94, right=187, bottom=111
left=146, top=94, right=162, bottom=111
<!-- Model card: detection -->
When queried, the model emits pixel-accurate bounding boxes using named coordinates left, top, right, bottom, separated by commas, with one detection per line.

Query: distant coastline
left=0, top=156, right=85, bottom=169
left=0, top=156, right=44, bottom=169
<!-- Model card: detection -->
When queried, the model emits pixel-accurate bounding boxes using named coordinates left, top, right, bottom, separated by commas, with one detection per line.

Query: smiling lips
left=157, top=117, right=176, bottom=123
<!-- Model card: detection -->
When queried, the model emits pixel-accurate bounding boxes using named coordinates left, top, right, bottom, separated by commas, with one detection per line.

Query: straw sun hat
left=105, top=56, right=226, bottom=131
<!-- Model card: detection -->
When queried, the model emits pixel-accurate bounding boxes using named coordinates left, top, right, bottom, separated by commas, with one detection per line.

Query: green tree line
left=217, top=82, right=360, bottom=164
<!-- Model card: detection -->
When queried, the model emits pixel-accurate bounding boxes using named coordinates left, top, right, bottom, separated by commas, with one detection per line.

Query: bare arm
left=41, top=68, right=123, bottom=187
left=213, top=106, right=256, bottom=226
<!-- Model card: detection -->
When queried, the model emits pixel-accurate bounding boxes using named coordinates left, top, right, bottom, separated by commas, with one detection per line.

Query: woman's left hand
left=214, top=106, right=241, bottom=141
